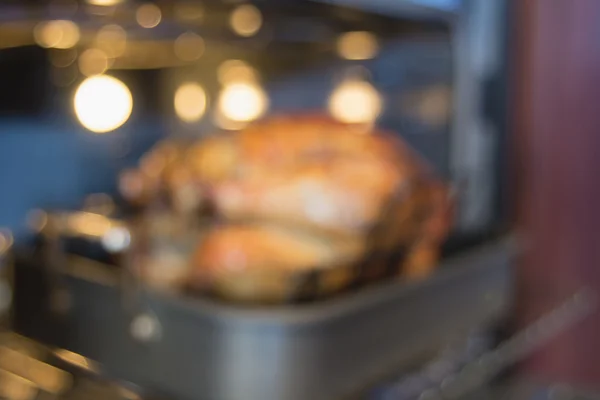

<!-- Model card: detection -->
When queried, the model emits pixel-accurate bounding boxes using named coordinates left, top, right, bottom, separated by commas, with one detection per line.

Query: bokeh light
left=78, top=48, right=109, bottom=76
left=174, top=83, right=207, bottom=123
left=54, top=349, right=97, bottom=373
left=34, top=20, right=80, bottom=49
left=217, top=59, right=257, bottom=85
left=229, top=5, right=262, bottom=37
left=136, top=3, right=162, bottom=29
left=329, top=80, right=382, bottom=124
left=336, top=31, right=379, bottom=60
left=74, top=75, right=133, bottom=133
left=416, top=85, right=452, bottom=127
left=67, top=212, right=113, bottom=238
left=174, top=32, right=205, bottom=62
left=84, top=193, right=116, bottom=215
left=218, top=81, right=268, bottom=122
left=96, top=24, right=127, bottom=58
left=0, top=229, right=13, bottom=255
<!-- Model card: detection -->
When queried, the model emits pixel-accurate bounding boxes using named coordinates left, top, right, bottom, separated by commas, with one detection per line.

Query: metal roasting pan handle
left=38, top=210, right=162, bottom=343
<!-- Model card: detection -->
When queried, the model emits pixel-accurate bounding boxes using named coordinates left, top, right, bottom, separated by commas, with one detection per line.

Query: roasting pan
left=11, top=237, right=514, bottom=400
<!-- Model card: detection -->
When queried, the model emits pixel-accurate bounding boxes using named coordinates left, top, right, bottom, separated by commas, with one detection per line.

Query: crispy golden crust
left=126, top=115, right=453, bottom=297
left=196, top=115, right=427, bottom=233
left=212, top=160, right=401, bottom=234
left=189, top=224, right=365, bottom=288
left=233, top=115, right=421, bottom=176
left=123, top=115, right=429, bottom=214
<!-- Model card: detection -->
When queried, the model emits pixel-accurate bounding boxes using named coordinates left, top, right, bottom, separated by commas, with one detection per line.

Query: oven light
left=78, top=48, right=109, bottom=76
left=336, top=31, right=379, bottom=61
left=217, top=60, right=257, bottom=85
left=96, top=24, right=127, bottom=58
left=218, top=82, right=268, bottom=122
left=74, top=75, right=133, bottom=133
left=136, top=3, right=162, bottom=29
left=34, top=20, right=80, bottom=49
left=329, top=80, right=382, bottom=124
left=174, top=32, right=205, bottom=62
left=174, top=82, right=207, bottom=123
left=229, top=4, right=262, bottom=37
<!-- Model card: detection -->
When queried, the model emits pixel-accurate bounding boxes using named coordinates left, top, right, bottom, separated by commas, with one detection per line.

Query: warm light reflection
left=79, top=48, right=109, bottom=76
left=336, top=31, right=379, bottom=60
left=54, top=349, right=97, bottom=373
left=136, top=3, right=162, bottom=29
left=218, top=82, right=268, bottom=122
left=0, top=229, right=13, bottom=255
left=96, top=24, right=127, bottom=58
left=0, top=22, right=35, bottom=50
left=174, top=32, right=205, bottom=62
left=34, top=20, right=80, bottom=49
left=229, top=5, right=262, bottom=37
left=67, top=212, right=113, bottom=238
left=174, top=83, right=207, bottom=123
left=0, top=372, right=36, bottom=400
left=84, top=193, right=116, bottom=215
left=217, top=59, right=257, bottom=85
left=117, top=387, right=141, bottom=400
left=329, top=80, right=382, bottom=124
left=65, top=212, right=130, bottom=252
left=74, top=75, right=133, bottom=133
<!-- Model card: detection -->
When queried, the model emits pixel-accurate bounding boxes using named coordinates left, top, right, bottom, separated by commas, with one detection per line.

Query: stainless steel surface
left=450, top=0, right=506, bottom=233
left=14, top=238, right=514, bottom=400
left=377, top=289, right=596, bottom=400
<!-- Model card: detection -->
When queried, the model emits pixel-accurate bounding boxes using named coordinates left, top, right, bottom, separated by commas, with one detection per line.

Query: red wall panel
left=515, top=0, right=600, bottom=386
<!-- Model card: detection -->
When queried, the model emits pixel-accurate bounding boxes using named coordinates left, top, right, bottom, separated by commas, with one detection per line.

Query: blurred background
left=0, top=0, right=599, bottom=399
left=0, top=0, right=468, bottom=239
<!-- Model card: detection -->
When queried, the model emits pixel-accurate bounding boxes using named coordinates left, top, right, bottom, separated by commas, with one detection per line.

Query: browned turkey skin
left=122, top=115, right=453, bottom=301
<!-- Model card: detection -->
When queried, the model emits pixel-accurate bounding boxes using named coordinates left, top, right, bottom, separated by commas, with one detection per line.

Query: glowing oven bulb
left=218, top=82, right=268, bottom=122
left=329, top=80, right=382, bottom=124
left=74, top=75, right=133, bottom=133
